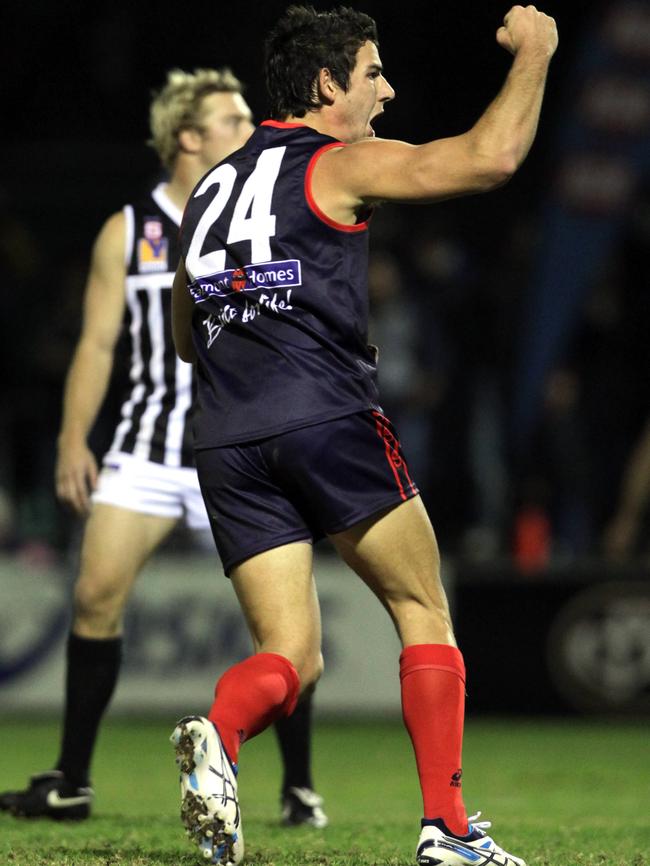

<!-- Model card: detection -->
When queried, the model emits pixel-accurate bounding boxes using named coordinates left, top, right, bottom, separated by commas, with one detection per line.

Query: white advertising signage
left=0, top=552, right=407, bottom=716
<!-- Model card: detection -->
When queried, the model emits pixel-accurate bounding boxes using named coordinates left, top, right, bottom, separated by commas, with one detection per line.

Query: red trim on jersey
left=305, top=143, right=370, bottom=233
left=261, top=119, right=308, bottom=129
left=372, top=410, right=418, bottom=500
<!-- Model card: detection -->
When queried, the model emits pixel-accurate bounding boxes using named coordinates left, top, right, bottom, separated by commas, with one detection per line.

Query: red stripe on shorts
left=372, top=410, right=416, bottom=501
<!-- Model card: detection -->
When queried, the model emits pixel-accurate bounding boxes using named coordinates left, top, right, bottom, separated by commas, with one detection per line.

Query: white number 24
left=185, top=146, right=286, bottom=279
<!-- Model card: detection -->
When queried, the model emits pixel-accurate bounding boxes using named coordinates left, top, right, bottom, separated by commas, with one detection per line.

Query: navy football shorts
left=196, top=409, right=419, bottom=575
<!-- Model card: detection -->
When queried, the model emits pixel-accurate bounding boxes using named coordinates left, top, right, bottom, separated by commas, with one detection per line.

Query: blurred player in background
left=0, top=67, right=326, bottom=831
left=170, top=5, right=557, bottom=866
left=604, top=416, right=650, bottom=558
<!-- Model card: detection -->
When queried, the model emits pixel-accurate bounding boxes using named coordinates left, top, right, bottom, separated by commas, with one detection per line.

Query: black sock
left=55, top=632, right=122, bottom=787
left=273, top=692, right=314, bottom=793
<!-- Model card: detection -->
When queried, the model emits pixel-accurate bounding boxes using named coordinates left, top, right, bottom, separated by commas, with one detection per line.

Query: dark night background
left=3, top=0, right=599, bottom=249
left=2, top=0, right=649, bottom=568
left=0, top=1, right=649, bottom=720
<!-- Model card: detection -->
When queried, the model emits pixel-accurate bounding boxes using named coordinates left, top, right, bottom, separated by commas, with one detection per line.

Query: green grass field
left=0, top=717, right=648, bottom=866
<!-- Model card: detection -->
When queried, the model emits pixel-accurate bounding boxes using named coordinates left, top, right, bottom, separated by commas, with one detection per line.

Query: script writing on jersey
left=202, top=290, right=294, bottom=348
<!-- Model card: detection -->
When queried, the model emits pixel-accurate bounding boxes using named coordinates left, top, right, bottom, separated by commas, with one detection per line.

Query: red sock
left=208, top=653, right=300, bottom=765
left=400, top=643, right=468, bottom=835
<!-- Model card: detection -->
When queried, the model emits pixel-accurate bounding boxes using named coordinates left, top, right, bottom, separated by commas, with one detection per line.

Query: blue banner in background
left=512, top=1, right=650, bottom=456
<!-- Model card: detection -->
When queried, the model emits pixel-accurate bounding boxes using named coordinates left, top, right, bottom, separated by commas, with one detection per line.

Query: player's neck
left=284, top=109, right=348, bottom=143
left=164, top=160, right=204, bottom=210
left=285, top=111, right=332, bottom=137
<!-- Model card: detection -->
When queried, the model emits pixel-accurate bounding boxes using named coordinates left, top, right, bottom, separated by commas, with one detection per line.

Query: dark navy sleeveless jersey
left=109, top=184, right=195, bottom=467
left=180, top=121, right=380, bottom=449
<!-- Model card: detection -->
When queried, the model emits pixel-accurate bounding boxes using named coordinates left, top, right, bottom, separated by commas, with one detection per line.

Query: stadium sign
left=0, top=561, right=69, bottom=689
left=547, top=581, right=650, bottom=714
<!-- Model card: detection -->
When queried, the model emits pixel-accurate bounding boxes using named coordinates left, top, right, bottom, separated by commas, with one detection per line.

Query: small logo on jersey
left=190, top=259, right=302, bottom=301
left=138, top=218, right=169, bottom=273
left=231, top=268, right=248, bottom=292
left=450, top=769, right=463, bottom=788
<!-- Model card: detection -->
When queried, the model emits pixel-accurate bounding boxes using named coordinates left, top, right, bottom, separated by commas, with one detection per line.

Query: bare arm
left=314, top=5, right=558, bottom=217
left=56, top=211, right=127, bottom=515
left=172, top=257, right=197, bottom=364
left=604, top=420, right=650, bottom=558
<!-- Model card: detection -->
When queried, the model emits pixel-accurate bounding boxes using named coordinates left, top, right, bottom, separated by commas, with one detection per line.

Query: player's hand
left=602, top=513, right=637, bottom=560
left=497, top=6, right=558, bottom=59
left=55, top=439, right=99, bottom=517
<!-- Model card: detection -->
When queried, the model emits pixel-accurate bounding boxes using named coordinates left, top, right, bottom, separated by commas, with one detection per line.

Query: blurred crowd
left=1, top=176, right=648, bottom=570
left=1, top=0, right=648, bottom=572
left=365, top=183, right=650, bottom=568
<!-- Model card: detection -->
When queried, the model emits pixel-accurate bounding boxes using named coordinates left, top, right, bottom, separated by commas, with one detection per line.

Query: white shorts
left=92, top=451, right=209, bottom=530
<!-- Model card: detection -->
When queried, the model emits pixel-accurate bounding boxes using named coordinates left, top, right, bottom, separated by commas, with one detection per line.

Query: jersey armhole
left=304, top=143, right=370, bottom=234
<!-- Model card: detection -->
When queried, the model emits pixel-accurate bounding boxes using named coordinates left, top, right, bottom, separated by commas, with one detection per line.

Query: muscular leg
left=57, top=504, right=176, bottom=784
left=207, top=541, right=323, bottom=766
left=231, top=542, right=322, bottom=678
left=330, top=496, right=469, bottom=835
left=330, top=494, right=453, bottom=646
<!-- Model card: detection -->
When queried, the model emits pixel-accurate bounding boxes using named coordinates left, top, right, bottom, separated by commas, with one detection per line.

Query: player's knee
left=73, top=573, right=127, bottom=634
left=297, top=651, right=324, bottom=692
left=312, top=651, right=325, bottom=683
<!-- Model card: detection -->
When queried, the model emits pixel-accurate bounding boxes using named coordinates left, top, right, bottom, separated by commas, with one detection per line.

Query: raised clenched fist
left=496, top=5, right=558, bottom=59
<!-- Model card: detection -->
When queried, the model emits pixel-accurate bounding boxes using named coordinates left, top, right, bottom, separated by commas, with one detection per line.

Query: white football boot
left=416, top=812, right=526, bottom=866
left=171, top=715, right=244, bottom=865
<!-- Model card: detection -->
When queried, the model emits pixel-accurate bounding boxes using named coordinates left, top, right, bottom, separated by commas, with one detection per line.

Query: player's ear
left=178, top=127, right=203, bottom=156
left=316, top=67, right=337, bottom=106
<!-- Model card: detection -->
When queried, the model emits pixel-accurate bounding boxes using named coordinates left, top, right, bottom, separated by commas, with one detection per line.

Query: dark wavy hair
left=265, top=5, right=378, bottom=120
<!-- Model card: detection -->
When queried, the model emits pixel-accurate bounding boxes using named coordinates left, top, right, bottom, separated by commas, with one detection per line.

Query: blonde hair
left=149, top=67, right=243, bottom=171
